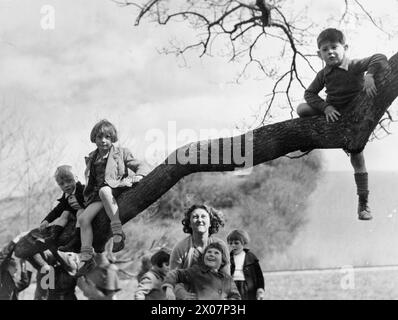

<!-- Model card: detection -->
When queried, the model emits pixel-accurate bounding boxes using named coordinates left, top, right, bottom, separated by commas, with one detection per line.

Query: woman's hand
left=182, top=292, right=197, bottom=300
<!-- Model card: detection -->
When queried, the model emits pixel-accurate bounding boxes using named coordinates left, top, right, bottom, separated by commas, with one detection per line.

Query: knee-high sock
left=354, top=172, right=369, bottom=197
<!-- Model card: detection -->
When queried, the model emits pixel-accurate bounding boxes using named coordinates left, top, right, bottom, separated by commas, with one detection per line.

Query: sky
left=1, top=0, right=398, bottom=187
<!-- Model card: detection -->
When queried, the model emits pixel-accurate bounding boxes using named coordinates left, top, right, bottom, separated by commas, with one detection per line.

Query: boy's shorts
left=85, top=186, right=131, bottom=206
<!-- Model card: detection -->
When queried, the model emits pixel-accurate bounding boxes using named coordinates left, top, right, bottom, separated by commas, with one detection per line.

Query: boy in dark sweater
left=297, top=28, right=389, bottom=220
left=35, top=165, right=85, bottom=250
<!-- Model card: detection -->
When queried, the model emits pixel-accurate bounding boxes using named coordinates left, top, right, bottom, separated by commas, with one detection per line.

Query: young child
left=227, top=230, right=265, bottom=300
left=35, top=165, right=85, bottom=248
left=0, top=257, right=32, bottom=300
left=76, top=119, right=150, bottom=276
left=297, top=28, right=389, bottom=221
left=134, top=249, right=170, bottom=300
left=162, top=242, right=241, bottom=300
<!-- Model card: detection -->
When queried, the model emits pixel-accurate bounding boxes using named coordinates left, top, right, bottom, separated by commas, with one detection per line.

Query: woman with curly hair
left=169, top=204, right=229, bottom=299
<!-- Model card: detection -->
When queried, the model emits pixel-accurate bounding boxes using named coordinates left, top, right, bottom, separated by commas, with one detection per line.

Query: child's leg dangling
left=351, top=151, right=372, bottom=220
left=99, top=186, right=126, bottom=253
left=76, top=203, right=102, bottom=276
left=59, top=209, right=84, bottom=253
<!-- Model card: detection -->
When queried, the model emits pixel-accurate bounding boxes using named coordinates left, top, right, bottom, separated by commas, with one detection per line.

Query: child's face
left=228, top=239, right=244, bottom=255
left=204, top=248, right=222, bottom=271
left=160, top=262, right=170, bottom=273
left=56, top=177, right=76, bottom=194
left=317, top=41, right=348, bottom=67
left=95, top=132, right=113, bottom=153
left=189, top=209, right=210, bottom=235
left=7, top=264, right=18, bottom=277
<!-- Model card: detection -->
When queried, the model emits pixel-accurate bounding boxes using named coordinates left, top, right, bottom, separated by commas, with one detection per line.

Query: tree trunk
left=16, top=52, right=398, bottom=254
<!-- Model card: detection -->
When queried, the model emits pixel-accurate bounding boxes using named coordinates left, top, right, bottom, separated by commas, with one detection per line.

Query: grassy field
left=19, top=266, right=398, bottom=300
left=119, top=266, right=398, bottom=300
left=264, top=267, right=398, bottom=300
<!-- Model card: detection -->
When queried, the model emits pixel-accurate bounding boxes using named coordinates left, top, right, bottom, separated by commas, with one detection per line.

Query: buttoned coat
left=83, top=145, right=151, bottom=200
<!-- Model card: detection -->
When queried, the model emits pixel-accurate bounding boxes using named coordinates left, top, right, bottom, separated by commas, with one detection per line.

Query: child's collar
left=98, top=150, right=110, bottom=159
left=324, top=56, right=350, bottom=73
left=66, top=185, right=76, bottom=197
left=339, top=56, right=350, bottom=71
left=152, top=267, right=167, bottom=278
left=199, top=264, right=224, bottom=277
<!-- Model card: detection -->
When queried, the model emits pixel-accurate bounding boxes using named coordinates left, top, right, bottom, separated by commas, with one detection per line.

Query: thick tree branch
left=14, top=52, right=393, bottom=253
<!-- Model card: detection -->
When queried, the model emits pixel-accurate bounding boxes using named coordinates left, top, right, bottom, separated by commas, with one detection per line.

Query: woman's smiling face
left=189, top=208, right=211, bottom=235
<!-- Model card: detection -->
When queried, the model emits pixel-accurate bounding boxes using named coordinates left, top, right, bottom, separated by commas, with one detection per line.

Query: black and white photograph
left=1, top=0, right=398, bottom=306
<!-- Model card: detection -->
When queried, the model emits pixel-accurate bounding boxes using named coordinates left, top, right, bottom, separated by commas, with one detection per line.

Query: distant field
left=265, top=171, right=398, bottom=270
left=264, top=267, right=398, bottom=300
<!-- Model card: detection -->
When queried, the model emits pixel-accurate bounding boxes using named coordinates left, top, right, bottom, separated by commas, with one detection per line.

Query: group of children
left=28, top=119, right=150, bottom=278
left=2, top=27, right=390, bottom=300
left=134, top=230, right=265, bottom=300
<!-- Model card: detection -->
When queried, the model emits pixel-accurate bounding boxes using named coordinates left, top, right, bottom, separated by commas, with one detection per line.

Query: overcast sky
left=1, top=0, right=397, bottom=183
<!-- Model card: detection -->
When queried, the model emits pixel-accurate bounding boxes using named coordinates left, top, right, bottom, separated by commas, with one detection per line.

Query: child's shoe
left=44, top=225, right=64, bottom=244
left=59, top=229, right=81, bottom=253
left=358, top=195, right=372, bottom=220
left=31, top=229, right=50, bottom=244
left=112, top=231, right=126, bottom=253
left=75, top=257, right=96, bottom=277
left=31, top=232, right=46, bottom=244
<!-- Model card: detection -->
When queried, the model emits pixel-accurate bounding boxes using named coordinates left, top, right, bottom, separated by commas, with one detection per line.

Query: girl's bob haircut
left=90, top=119, right=118, bottom=143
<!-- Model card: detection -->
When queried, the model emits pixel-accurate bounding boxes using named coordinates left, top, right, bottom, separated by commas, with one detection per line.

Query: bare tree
left=0, top=107, right=64, bottom=242
left=112, top=0, right=396, bottom=120
left=0, top=105, right=25, bottom=199
left=18, top=129, right=64, bottom=230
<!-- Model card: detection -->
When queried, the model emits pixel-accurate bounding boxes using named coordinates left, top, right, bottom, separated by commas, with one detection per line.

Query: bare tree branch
left=117, top=0, right=321, bottom=118
left=353, top=0, right=392, bottom=37
left=116, top=0, right=395, bottom=130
